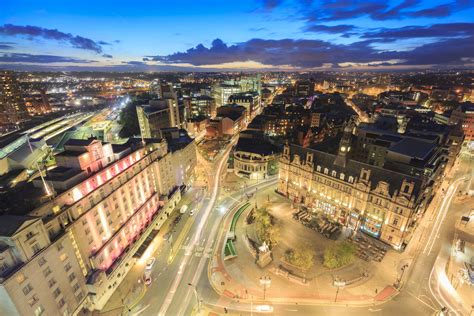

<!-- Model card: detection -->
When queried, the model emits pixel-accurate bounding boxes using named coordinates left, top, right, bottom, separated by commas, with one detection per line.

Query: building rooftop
left=235, top=137, right=278, bottom=156
left=388, top=138, right=437, bottom=160
left=0, top=215, right=38, bottom=237
left=63, top=138, right=97, bottom=147
left=289, top=144, right=423, bottom=197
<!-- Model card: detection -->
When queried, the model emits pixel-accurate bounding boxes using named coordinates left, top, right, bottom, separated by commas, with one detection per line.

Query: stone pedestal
left=257, top=251, right=272, bottom=268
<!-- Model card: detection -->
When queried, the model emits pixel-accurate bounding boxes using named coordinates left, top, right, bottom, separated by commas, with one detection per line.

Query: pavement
left=208, top=184, right=401, bottom=307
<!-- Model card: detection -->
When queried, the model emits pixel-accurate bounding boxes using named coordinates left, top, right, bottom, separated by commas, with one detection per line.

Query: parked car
left=189, top=209, right=195, bottom=216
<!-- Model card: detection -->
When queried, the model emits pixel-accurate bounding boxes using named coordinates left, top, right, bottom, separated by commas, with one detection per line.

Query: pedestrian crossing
left=180, top=245, right=213, bottom=258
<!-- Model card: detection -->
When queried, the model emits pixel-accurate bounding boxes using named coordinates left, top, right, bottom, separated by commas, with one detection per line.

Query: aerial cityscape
left=0, top=1, right=473, bottom=316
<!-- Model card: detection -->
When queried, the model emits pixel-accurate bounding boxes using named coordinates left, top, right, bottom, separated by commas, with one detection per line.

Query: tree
left=323, top=241, right=357, bottom=269
left=118, top=93, right=157, bottom=138
left=118, top=102, right=140, bottom=138
left=254, top=208, right=280, bottom=248
left=285, top=245, right=315, bottom=270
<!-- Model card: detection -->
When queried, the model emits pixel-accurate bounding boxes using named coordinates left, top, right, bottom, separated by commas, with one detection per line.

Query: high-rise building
left=212, top=84, right=241, bottom=108
left=136, top=95, right=182, bottom=139
left=0, top=71, right=29, bottom=126
left=187, top=95, right=216, bottom=118
left=0, top=137, right=196, bottom=314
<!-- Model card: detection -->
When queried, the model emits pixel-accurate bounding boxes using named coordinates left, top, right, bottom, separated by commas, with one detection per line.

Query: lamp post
left=259, top=276, right=271, bottom=300
left=188, top=283, right=201, bottom=312
left=396, top=264, right=409, bottom=288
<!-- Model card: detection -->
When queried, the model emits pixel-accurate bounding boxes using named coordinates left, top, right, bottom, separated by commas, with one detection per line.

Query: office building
left=0, top=71, right=29, bottom=127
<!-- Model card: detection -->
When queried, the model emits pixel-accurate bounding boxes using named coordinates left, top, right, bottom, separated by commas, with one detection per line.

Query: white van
left=180, top=205, right=188, bottom=214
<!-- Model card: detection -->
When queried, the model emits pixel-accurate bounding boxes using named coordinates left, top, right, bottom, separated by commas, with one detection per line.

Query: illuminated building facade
left=450, top=102, right=474, bottom=142
left=0, top=71, right=29, bottom=126
left=278, top=126, right=445, bottom=250
left=233, top=137, right=279, bottom=180
left=0, top=137, right=195, bottom=314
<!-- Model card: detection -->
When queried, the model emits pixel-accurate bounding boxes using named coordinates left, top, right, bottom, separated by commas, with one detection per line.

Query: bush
left=323, top=241, right=357, bottom=269
left=285, top=245, right=315, bottom=270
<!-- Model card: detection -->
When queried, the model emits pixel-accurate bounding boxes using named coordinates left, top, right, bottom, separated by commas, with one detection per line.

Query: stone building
left=0, top=136, right=196, bottom=315
left=277, top=126, right=446, bottom=250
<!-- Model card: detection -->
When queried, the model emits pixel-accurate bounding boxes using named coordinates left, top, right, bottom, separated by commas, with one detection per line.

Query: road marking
left=406, top=290, right=437, bottom=311
left=286, top=309, right=298, bottom=312
left=368, top=308, right=382, bottom=312
left=132, top=304, right=150, bottom=316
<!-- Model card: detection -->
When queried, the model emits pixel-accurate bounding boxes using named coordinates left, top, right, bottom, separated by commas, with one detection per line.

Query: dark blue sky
left=1, top=0, right=473, bottom=71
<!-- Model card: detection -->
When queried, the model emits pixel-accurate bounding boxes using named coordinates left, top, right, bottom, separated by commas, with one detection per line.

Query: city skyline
left=1, top=0, right=474, bottom=71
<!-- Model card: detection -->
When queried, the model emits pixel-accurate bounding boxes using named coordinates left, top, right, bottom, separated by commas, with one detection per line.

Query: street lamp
left=188, top=283, right=201, bottom=312
left=396, top=264, right=409, bottom=288
left=259, top=276, right=271, bottom=300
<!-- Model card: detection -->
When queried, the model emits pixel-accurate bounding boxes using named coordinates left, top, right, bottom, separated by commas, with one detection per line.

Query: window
left=64, top=263, right=72, bottom=272
left=16, top=273, right=25, bottom=284
left=331, top=170, right=337, bottom=177
left=48, top=278, right=57, bottom=288
left=393, top=217, right=399, bottom=226
left=38, top=257, right=47, bottom=267
left=43, top=267, right=52, bottom=277
left=58, top=298, right=66, bottom=308
left=340, top=173, right=345, bottom=181
left=53, top=288, right=61, bottom=298
left=324, top=168, right=328, bottom=174
left=34, top=305, right=44, bottom=316
left=56, top=242, right=64, bottom=251
left=72, top=283, right=80, bottom=292
left=26, top=231, right=34, bottom=239
left=76, top=291, right=84, bottom=303
left=348, top=176, right=354, bottom=183
left=28, top=295, right=39, bottom=306
left=32, top=244, right=41, bottom=254
left=68, top=273, right=76, bottom=282
left=22, top=283, right=33, bottom=295
left=59, top=253, right=68, bottom=262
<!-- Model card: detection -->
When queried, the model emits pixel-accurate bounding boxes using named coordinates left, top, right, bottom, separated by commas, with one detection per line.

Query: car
left=189, top=209, right=195, bottom=216
left=255, top=305, right=273, bottom=313
left=144, top=276, right=152, bottom=286
left=145, top=257, right=156, bottom=270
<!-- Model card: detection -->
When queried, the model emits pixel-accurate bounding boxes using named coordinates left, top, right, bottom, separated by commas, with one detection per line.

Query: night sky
left=1, top=0, right=473, bottom=71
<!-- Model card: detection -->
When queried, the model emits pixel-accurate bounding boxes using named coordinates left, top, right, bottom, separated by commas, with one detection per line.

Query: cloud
left=304, top=24, right=355, bottom=34
left=305, top=0, right=474, bottom=22
left=261, top=0, right=283, bottom=10
left=0, top=52, right=95, bottom=64
left=361, top=22, right=474, bottom=39
left=0, top=41, right=15, bottom=50
left=122, top=61, right=147, bottom=65
left=148, top=36, right=474, bottom=69
left=102, top=54, right=113, bottom=58
left=249, top=27, right=268, bottom=32
left=0, top=24, right=108, bottom=54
